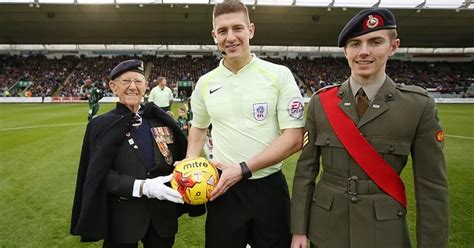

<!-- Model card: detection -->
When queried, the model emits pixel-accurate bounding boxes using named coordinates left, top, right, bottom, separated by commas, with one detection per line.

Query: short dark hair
left=157, top=77, right=166, bottom=83
left=213, top=0, right=250, bottom=26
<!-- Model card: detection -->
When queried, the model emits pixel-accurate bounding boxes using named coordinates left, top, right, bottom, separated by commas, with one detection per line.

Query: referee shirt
left=191, top=55, right=304, bottom=179
left=149, top=86, right=173, bottom=108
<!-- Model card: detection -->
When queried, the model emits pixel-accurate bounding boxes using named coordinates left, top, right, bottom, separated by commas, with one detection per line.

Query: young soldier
left=291, top=8, right=449, bottom=248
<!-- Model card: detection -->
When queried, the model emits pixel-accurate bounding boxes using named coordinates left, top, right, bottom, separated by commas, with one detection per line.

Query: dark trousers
left=88, top=103, right=100, bottom=120
left=103, top=221, right=174, bottom=248
left=205, top=170, right=291, bottom=248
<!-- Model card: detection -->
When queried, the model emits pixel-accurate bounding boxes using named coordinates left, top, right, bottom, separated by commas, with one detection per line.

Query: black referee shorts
left=205, top=170, right=291, bottom=248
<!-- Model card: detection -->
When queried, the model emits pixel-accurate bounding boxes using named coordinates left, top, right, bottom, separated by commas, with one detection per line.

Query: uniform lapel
left=357, top=77, right=396, bottom=128
left=337, top=81, right=360, bottom=124
left=129, top=132, right=147, bottom=166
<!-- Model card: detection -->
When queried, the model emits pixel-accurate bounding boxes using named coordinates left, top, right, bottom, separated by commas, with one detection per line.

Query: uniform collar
left=337, top=76, right=397, bottom=128
left=219, top=53, right=258, bottom=76
left=349, top=74, right=386, bottom=101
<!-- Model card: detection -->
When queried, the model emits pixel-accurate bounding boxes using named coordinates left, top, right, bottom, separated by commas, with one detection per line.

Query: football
left=171, top=157, right=219, bottom=205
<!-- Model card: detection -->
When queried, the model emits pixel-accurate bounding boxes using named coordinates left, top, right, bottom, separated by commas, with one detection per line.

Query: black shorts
left=205, top=170, right=291, bottom=248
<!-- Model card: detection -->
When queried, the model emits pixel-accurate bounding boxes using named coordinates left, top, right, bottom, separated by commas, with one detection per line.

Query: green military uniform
left=291, top=77, right=449, bottom=248
left=87, top=86, right=103, bottom=121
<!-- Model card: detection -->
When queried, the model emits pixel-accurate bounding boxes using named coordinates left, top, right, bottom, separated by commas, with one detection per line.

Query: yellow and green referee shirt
left=191, top=55, right=304, bottom=179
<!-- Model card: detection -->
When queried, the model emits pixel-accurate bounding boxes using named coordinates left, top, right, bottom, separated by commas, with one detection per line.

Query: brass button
left=385, top=93, right=394, bottom=101
left=325, top=139, right=331, bottom=145
left=350, top=196, right=358, bottom=203
left=397, top=211, right=404, bottom=217
left=389, top=146, right=395, bottom=153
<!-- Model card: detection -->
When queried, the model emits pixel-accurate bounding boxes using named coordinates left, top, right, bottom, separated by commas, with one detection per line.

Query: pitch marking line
left=0, top=122, right=86, bottom=131
left=1, top=124, right=472, bottom=140
left=445, top=134, right=474, bottom=140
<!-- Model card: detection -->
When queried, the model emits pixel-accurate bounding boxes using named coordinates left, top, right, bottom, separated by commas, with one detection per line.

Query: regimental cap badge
left=365, top=14, right=384, bottom=29
left=138, top=61, right=144, bottom=71
left=436, top=130, right=445, bottom=142
left=337, top=8, right=396, bottom=47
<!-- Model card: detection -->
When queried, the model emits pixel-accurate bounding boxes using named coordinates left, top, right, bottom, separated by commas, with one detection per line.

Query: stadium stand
left=0, top=54, right=78, bottom=97
left=0, top=54, right=473, bottom=98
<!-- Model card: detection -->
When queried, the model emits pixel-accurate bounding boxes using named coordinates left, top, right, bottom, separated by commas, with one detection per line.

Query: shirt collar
left=349, top=74, right=386, bottom=101
left=219, top=53, right=257, bottom=76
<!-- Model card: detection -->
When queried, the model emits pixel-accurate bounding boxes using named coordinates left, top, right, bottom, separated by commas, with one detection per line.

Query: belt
left=321, top=172, right=384, bottom=195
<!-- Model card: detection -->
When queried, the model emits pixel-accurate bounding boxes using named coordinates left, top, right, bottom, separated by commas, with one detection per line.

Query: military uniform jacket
left=71, top=102, right=205, bottom=243
left=291, top=77, right=449, bottom=248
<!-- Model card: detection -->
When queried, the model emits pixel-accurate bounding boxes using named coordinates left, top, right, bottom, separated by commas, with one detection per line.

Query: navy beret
left=338, top=8, right=397, bottom=47
left=109, top=59, right=145, bottom=80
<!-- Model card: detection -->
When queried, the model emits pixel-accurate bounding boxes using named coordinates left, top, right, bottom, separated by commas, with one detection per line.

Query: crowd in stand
left=0, top=54, right=472, bottom=98
left=63, top=55, right=143, bottom=97
left=147, top=55, right=218, bottom=94
left=386, top=60, right=473, bottom=95
left=0, top=55, right=78, bottom=97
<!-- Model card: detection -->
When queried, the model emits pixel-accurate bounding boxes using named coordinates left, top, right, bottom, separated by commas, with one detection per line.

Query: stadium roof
left=0, top=0, right=472, bottom=9
left=0, top=1, right=473, bottom=48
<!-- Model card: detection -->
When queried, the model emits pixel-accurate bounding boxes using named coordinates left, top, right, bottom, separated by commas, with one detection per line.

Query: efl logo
left=288, top=98, right=304, bottom=119
left=253, top=103, right=268, bottom=121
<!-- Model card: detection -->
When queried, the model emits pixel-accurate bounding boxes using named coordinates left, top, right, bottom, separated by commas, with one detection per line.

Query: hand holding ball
left=171, top=157, right=219, bottom=205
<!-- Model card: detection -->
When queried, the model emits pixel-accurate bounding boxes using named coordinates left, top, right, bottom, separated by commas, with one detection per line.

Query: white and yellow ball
left=171, top=157, right=219, bottom=205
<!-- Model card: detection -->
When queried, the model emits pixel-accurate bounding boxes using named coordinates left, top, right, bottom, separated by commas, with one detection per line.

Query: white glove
left=142, top=174, right=184, bottom=204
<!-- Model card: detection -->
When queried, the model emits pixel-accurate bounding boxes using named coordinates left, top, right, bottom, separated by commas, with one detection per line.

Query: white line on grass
left=0, top=122, right=86, bottom=131
left=1, top=124, right=472, bottom=140
left=446, top=134, right=474, bottom=140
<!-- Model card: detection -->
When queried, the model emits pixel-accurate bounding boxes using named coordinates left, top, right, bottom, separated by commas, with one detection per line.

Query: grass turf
left=0, top=103, right=472, bottom=247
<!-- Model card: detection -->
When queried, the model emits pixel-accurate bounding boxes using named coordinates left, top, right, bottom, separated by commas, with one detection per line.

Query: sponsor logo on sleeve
left=288, top=97, right=304, bottom=119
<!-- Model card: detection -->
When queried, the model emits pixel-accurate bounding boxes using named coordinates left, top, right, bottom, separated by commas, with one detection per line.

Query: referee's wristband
left=239, top=162, right=252, bottom=180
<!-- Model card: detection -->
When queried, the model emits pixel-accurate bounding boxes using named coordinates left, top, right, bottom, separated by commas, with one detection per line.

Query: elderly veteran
left=70, top=59, right=205, bottom=247
left=290, top=8, right=449, bottom=248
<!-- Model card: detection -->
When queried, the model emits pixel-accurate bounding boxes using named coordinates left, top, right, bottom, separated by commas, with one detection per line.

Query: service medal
left=151, top=127, right=174, bottom=165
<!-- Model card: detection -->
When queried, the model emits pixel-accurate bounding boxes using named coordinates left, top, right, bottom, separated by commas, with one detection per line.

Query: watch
left=239, top=162, right=252, bottom=180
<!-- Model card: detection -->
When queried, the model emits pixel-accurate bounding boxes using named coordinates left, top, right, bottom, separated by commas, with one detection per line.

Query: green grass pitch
left=0, top=103, right=472, bottom=247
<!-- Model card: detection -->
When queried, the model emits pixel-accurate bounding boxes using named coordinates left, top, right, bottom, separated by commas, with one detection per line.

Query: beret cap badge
left=337, top=8, right=396, bottom=47
left=365, top=14, right=383, bottom=29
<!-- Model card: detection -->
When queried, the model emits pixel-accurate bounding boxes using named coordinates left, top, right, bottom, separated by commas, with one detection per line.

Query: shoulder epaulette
left=315, top=84, right=341, bottom=95
left=396, top=84, right=430, bottom=97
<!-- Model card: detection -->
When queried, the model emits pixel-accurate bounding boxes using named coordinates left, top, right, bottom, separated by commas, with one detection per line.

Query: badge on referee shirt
left=253, top=103, right=268, bottom=121
left=288, top=97, right=304, bottom=119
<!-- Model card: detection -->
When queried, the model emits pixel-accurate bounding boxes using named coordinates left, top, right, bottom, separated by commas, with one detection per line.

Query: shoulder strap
left=319, top=87, right=407, bottom=208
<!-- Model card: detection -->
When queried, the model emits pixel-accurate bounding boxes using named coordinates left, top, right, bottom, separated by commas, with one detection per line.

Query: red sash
left=319, top=87, right=407, bottom=208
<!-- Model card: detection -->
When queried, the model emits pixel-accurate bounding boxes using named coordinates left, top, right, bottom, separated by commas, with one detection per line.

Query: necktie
left=356, top=88, right=369, bottom=117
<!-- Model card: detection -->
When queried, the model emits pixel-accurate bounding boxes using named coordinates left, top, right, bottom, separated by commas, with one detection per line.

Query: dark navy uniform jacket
left=71, top=102, right=205, bottom=242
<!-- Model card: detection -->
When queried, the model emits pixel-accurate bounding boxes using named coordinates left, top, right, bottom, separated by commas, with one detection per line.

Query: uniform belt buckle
left=347, top=175, right=359, bottom=196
